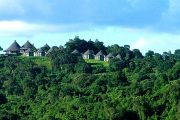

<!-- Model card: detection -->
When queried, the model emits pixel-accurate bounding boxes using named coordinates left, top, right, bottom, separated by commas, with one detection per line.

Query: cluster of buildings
left=4, top=40, right=49, bottom=56
left=72, top=49, right=122, bottom=61
left=4, top=40, right=122, bottom=61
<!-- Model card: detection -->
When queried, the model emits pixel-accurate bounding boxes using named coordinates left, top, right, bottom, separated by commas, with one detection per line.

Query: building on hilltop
left=95, top=50, right=105, bottom=61
left=116, top=54, right=123, bottom=60
left=59, top=45, right=64, bottom=50
left=83, top=49, right=94, bottom=59
left=4, top=40, right=21, bottom=55
left=34, top=48, right=45, bottom=56
left=24, top=48, right=34, bottom=56
left=20, top=40, right=34, bottom=53
left=105, top=53, right=114, bottom=61
left=41, top=44, right=50, bottom=53
left=46, top=46, right=59, bottom=56
left=72, top=49, right=80, bottom=55
left=21, top=41, right=37, bottom=56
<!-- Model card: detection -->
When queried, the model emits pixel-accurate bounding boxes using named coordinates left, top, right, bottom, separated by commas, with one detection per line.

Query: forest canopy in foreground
left=0, top=37, right=180, bottom=120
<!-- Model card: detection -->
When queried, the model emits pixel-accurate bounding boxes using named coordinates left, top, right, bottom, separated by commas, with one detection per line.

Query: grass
left=19, top=56, right=52, bottom=70
left=19, top=57, right=109, bottom=70
left=85, top=59, right=109, bottom=68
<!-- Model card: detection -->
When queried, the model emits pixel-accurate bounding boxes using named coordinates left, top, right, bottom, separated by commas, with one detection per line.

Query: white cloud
left=131, top=38, right=149, bottom=49
left=0, top=21, right=37, bottom=31
left=0, top=20, right=94, bottom=37
left=130, top=33, right=180, bottom=54
left=0, top=21, right=44, bottom=37
left=131, top=37, right=163, bottom=50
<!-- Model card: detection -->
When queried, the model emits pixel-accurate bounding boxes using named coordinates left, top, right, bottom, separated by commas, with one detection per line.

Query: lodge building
left=4, top=40, right=121, bottom=61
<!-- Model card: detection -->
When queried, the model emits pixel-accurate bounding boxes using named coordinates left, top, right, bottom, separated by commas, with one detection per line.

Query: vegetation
left=19, top=56, right=52, bottom=70
left=0, top=37, right=180, bottom=120
left=85, top=59, right=109, bottom=67
left=0, top=46, right=2, bottom=51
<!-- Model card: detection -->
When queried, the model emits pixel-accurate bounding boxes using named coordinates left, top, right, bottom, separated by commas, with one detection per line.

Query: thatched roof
left=43, top=43, right=50, bottom=48
left=96, top=50, right=104, bottom=56
left=46, top=48, right=53, bottom=54
left=106, top=53, right=114, bottom=58
left=25, top=48, right=33, bottom=53
left=4, top=40, right=21, bottom=52
left=59, top=45, right=64, bottom=50
left=84, top=49, right=94, bottom=55
left=41, top=43, right=50, bottom=52
left=36, top=48, right=44, bottom=53
left=46, top=46, right=59, bottom=55
left=116, top=54, right=122, bottom=59
left=21, top=40, right=33, bottom=49
left=72, top=49, right=80, bottom=54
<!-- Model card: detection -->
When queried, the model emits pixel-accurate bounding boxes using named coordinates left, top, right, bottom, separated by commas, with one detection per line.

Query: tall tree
left=145, top=50, right=154, bottom=58
left=94, top=39, right=106, bottom=54
left=65, top=36, right=88, bottom=53
left=133, top=49, right=143, bottom=59
left=0, top=46, right=3, bottom=51
left=174, top=49, right=180, bottom=61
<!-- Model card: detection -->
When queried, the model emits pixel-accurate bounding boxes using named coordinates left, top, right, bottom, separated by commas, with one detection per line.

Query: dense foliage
left=0, top=37, right=180, bottom=120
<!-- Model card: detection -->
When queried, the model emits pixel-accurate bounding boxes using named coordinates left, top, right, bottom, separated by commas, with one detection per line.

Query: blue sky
left=0, top=0, right=180, bottom=54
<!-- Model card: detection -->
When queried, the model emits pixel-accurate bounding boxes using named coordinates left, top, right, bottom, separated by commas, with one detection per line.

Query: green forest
left=0, top=37, right=180, bottom=120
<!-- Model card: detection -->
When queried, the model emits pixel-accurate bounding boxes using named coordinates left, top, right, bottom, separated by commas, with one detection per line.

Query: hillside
left=19, top=56, right=52, bottom=70
left=0, top=37, right=180, bottom=120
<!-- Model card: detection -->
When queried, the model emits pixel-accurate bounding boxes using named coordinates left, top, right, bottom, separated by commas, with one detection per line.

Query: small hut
left=72, top=49, right=80, bottom=55
left=46, top=48, right=53, bottom=56
left=95, top=50, right=105, bottom=61
left=83, top=49, right=94, bottom=59
left=20, top=40, right=36, bottom=53
left=116, top=54, right=123, bottom=60
left=59, top=45, right=64, bottom=50
left=41, top=44, right=50, bottom=53
left=24, top=48, right=34, bottom=56
left=105, top=53, right=114, bottom=61
left=46, top=46, right=59, bottom=56
left=4, top=40, right=21, bottom=54
left=34, top=48, right=45, bottom=56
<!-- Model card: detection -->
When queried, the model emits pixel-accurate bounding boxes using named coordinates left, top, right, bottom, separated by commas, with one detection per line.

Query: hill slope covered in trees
left=0, top=37, right=180, bottom=120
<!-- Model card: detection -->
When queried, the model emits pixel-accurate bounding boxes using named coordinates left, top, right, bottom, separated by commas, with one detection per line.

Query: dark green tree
left=174, top=49, right=180, bottom=61
left=133, top=49, right=143, bottom=59
left=75, top=63, right=92, bottom=73
left=0, top=46, right=3, bottom=51
left=94, top=39, right=106, bottom=54
left=145, top=50, right=154, bottom=58
left=0, top=94, right=7, bottom=104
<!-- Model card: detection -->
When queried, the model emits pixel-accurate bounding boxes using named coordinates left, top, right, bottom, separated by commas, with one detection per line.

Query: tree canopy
left=0, top=38, right=180, bottom=120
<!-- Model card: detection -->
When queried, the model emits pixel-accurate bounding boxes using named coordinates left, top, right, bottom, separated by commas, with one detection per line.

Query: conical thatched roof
left=21, top=40, right=33, bottom=49
left=43, top=43, right=50, bottom=48
left=96, top=50, right=104, bottom=56
left=116, top=54, right=122, bottom=59
left=59, top=45, right=64, bottom=50
left=46, top=48, right=53, bottom=54
left=84, top=49, right=94, bottom=55
left=106, top=53, right=114, bottom=58
left=41, top=43, right=50, bottom=52
left=46, top=46, right=59, bottom=54
left=4, top=40, right=21, bottom=52
left=37, top=48, right=44, bottom=53
left=25, top=48, right=33, bottom=53
left=72, top=49, right=80, bottom=54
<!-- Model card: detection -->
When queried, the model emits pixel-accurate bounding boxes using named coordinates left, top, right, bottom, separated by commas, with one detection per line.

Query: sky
left=0, top=0, right=180, bottom=54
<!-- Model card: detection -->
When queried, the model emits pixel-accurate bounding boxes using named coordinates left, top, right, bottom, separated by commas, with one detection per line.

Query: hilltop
left=0, top=37, right=180, bottom=120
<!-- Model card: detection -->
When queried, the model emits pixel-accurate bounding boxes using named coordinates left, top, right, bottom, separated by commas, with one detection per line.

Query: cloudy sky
left=0, top=0, right=180, bottom=54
